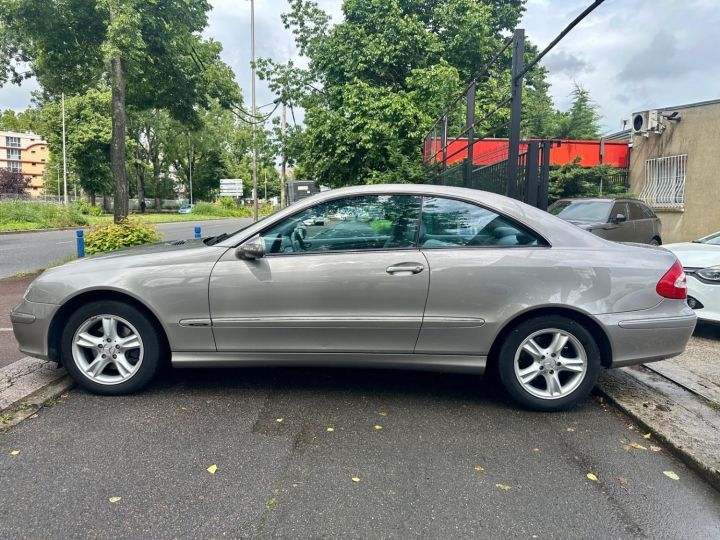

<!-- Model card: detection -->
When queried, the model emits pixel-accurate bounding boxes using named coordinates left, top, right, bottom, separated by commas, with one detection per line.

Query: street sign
left=219, top=178, right=243, bottom=197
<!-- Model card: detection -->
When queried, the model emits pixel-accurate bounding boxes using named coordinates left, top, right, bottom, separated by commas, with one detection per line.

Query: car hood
left=564, top=219, right=606, bottom=230
left=663, top=242, right=720, bottom=268
left=83, top=237, right=209, bottom=261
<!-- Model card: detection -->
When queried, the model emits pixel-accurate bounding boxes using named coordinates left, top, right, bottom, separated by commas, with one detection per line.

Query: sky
left=2, top=0, right=720, bottom=134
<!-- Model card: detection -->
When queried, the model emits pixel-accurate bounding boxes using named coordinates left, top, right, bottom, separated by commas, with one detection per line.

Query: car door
left=416, top=196, right=549, bottom=355
left=602, top=201, right=635, bottom=242
left=628, top=202, right=652, bottom=243
left=208, top=194, right=430, bottom=353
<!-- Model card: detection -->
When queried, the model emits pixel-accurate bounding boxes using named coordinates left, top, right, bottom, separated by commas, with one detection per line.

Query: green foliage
left=552, top=84, right=602, bottom=140
left=73, top=200, right=104, bottom=216
left=548, top=158, right=632, bottom=203
left=84, top=220, right=162, bottom=254
left=192, top=201, right=253, bottom=218
left=218, top=196, right=237, bottom=211
left=0, top=200, right=88, bottom=229
left=368, top=219, right=393, bottom=235
left=258, top=0, right=530, bottom=187
left=0, top=108, right=39, bottom=132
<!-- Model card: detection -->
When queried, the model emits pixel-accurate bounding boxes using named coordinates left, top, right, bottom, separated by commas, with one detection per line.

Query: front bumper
left=596, top=300, right=697, bottom=368
left=686, top=275, right=720, bottom=323
left=10, top=298, right=59, bottom=361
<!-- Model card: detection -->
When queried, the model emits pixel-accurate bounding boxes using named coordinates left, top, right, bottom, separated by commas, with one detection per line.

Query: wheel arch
left=47, top=289, right=170, bottom=365
left=486, top=306, right=613, bottom=371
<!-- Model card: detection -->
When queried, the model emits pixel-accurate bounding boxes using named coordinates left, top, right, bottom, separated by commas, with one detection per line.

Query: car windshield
left=549, top=201, right=611, bottom=222
left=695, top=231, right=720, bottom=245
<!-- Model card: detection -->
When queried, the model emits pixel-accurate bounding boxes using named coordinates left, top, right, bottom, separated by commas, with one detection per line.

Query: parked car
left=11, top=185, right=695, bottom=411
left=665, top=231, right=720, bottom=323
left=178, top=204, right=195, bottom=214
left=549, top=198, right=662, bottom=245
left=302, top=215, right=325, bottom=226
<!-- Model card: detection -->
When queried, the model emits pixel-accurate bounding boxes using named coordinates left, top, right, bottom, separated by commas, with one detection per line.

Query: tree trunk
left=90, top=192, right=96, bottom=206
left=110, top=55, right=129, bottom=223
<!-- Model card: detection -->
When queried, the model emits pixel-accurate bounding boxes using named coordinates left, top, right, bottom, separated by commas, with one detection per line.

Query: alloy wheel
left=513, top=328, right=587, bottom=400
left=71, top=314, right=144, bottom=385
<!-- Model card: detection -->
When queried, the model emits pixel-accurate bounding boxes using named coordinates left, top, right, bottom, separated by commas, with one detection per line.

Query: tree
left=0, top=169, right=29, bottom=196
left=552, top=83, right=601, bottom=140
left=0, top=0, right=242, bottom=222
left=37, top=88, right=114, bottom=203
left=548, top=158, right=631, bottom=203
left=0, top=108, right=40, bottom=132
left=258, top=0, right=534, bottom=187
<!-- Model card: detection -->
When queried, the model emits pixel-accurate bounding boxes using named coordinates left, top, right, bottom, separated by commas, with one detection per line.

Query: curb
left=597, top=367, right=720, bottom=493
left=0, top=376, right=75, bottom=432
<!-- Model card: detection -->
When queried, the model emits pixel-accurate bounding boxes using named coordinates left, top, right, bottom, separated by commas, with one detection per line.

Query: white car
left=665, top=231, right=720, bottom=323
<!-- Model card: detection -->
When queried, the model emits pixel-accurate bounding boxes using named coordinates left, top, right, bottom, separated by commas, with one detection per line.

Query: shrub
left=87, top=204, right=103, bottom=216
left=191, top=201, right=255, bottom=217
left=218, top=196, right=237, bottom=210
left=85, top=220, right=163, bottom=255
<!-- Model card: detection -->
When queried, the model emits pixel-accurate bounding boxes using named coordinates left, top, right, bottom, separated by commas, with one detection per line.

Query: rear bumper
left=596, top=301, right=696, bottom=368
left=10, top=298, right=58, bottom=361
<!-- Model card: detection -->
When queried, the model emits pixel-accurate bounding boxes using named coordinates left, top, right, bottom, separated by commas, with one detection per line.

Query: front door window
left=261, top=194, right=422, bottom=254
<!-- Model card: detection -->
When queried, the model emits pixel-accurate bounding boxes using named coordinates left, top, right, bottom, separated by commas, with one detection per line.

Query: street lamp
left=250, top=0, right=258, bottom=221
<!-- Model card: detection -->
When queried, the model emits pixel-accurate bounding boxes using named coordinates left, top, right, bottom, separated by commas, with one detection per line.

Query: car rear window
left=549, top=201, right=610, bottom=221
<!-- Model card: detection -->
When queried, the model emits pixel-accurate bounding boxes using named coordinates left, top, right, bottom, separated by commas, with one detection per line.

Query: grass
left=0, top=200, right=273, bottom=232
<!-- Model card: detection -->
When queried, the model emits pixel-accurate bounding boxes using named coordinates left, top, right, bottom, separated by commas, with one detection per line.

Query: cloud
left=542, top=51, right=592, bottom=76
left=617, top=31, right=694, bottom=83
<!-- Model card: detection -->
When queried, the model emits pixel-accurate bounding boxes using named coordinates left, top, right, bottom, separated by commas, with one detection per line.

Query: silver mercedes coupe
left=11, top=185, right=696, bottom=411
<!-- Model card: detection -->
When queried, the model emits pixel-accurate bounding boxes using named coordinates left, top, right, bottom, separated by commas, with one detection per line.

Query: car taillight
left=656, top=260, right=687, bottom=300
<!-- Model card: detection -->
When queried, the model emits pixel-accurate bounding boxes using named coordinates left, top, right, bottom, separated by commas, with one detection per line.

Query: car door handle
left=386, top=263, right=424, bottom=275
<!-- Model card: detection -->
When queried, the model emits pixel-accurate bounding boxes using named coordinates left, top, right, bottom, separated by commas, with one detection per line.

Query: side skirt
left=171, top=351, right=487, bottom=374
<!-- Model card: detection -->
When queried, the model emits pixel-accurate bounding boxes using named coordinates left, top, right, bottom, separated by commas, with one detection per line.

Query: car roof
left=217, top=184, right=610, bottom=249
left=554, top=197, right=647, bottom=204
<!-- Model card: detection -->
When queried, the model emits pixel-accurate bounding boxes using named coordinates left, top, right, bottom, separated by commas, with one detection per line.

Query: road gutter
left=597, top=366, right=720, bottom=492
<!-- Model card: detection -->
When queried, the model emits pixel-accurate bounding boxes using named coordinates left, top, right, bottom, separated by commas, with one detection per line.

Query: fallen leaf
left=474, top=466, right=485, bottom=472
left=566, top=427, right=575, bottom=432
left=378, top=411, right=388, bottom=417
left=617, top=476, right=628, bottom=485
left=180, top=407, right=187, bottom=411
left=326, top=426, right=335, bottom=432
left=207, top=464, right=218, bottom=474
left=108, top=496, right=121, bottom=504
left=276, top=418, right=284, bottom=423
left=650, top=445, right=661, bottom=452
left=351, top=476, right=361, bottom=483
left=532, top=448, right=540, bottom=452
left=9, top=450, right=20, bottom=456
left=629, top=442, right=647, bottom=450
left=642, top=432, right=652, bottom=439
left=586, top=473, right=598, bottom=482
left=663, top=471, right=679, bottom=480
left=373, top=425, right=383, bottom=430
left=495, top=483, right=511, bottom=491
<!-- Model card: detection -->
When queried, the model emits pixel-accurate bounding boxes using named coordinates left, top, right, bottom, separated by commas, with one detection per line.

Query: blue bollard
left=194, top=226, right=201, bottom=239
left=76, top=229, right=85, bottom=258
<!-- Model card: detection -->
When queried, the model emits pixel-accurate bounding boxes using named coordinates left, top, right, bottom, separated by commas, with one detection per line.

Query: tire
left=497, top=315, right=601, bottom=411
left=650, top=237, right=661, bottom=246
left=60, top=300, right=164, bottom=395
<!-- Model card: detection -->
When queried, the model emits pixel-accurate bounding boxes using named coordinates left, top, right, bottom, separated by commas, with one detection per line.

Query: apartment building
left=0, top=130, right=49, bottom=196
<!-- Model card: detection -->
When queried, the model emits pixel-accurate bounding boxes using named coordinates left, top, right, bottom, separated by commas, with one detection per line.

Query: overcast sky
left=2, top=0, right=719, bottom=134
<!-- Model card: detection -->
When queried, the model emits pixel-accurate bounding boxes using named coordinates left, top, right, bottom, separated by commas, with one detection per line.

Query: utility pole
left=250, top=0, right=258, bottom=222
left=280, top=101, right=287, bottom=208
left=189, top=142, right=194, bottom=205
left=264, top=169, right=267, bottom=200
left=61, top=92, right=68, bottom=205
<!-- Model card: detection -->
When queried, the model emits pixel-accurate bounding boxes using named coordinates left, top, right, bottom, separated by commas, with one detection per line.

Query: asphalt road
left=0, top=218, right=252, bottom=278
left=1, top=368, right=718, bottom=538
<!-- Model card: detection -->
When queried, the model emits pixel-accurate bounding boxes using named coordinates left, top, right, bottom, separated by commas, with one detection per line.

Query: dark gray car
left=549, top=198, right=662, bottom=245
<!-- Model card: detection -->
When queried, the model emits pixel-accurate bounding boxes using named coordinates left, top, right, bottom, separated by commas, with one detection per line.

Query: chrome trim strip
left=618, top=314, right=697, bottom=329
left=421, top=316, right=485, bottom=328
left=172, top=351, right=487, bottom=374
left=178, top=318, right=212, bottom=327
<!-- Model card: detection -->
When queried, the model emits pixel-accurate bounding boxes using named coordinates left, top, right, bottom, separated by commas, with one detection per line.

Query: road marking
left=55, top=241, right=73, bottom=245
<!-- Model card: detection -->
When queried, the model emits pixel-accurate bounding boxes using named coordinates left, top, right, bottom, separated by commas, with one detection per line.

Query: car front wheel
left=497, top=316, right=601, bottom=411
left=60, top=300, right=163, bottom=395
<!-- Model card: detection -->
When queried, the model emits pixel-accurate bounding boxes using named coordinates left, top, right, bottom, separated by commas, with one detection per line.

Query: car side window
left=628, top=203, right=646, bottom=221
left=639, top=203, right=656, bottom=219
left=419, top=197, right=543, bottom=248
left=611, top=202, right=629, bottom=221
left=260, top=194, right=422, bottom=254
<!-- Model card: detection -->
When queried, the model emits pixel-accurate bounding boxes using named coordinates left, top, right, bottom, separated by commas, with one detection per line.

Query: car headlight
left=696, top=266, right=720, bottom=282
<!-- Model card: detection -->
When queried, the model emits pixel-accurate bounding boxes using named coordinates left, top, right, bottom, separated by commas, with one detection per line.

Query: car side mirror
left=236, top=236, right=265, bottom=260
left=612, top=213, right=627, bottom=223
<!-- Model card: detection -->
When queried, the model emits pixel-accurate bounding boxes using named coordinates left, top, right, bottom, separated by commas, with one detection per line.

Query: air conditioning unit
left=631, top=110, right=661, bottom=134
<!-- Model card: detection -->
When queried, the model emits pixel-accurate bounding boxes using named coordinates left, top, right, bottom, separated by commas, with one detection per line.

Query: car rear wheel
left=60, top=300, right=163, bottom=395
left=497, top=316, right=601, bottom=411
